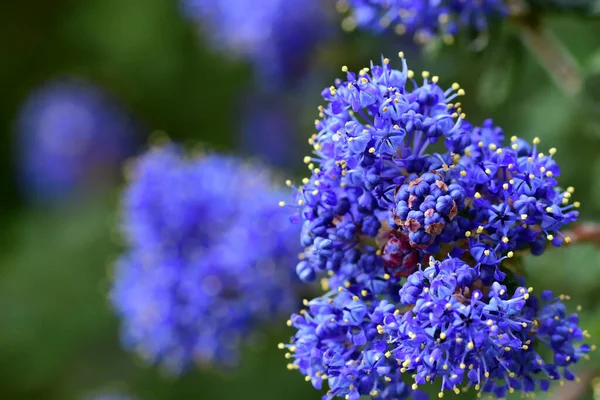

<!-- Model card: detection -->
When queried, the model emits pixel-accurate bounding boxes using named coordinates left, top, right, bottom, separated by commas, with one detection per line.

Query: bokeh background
left=1, top=1, right=600, bottom=399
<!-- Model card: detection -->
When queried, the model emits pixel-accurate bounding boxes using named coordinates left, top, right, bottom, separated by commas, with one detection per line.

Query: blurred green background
left=1, top=0, right=600, bottom=399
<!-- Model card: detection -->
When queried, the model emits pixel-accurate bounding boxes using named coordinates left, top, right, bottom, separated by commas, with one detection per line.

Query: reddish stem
left=565, top=223, right=600, bottom=246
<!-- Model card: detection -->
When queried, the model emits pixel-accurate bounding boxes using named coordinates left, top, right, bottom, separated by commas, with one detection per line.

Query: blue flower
left=340, top=0, right=508, bottom=44
left=111, top=145, right=300, bottom=372
left=384, top=259, right=590, bottom=398
left=289, top=54, right=466, bottom=285
left=238, top=96, right=299, bottom=168
left=15, top=78, right=137, bottom=203
left=283, top=54, right=587, bottom=400
left=283, top=290, right=426, bottom=400
left=455, top=131, right=579, bottom=258
left=180, top=0, right=333, bottom=86
left=393, top=171, right=466, bottom=254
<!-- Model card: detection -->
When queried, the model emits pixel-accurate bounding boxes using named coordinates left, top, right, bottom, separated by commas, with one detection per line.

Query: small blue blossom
left=15, top=78, right=137, bottom=203
left=340, top=0, right=508, bottom=44
left=180, top=0, right=333, bottom=86
left=111, top=145, right=299, bottom=372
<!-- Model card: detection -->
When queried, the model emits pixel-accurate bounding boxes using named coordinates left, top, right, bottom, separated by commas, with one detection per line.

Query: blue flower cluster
left=281, top=54, right=588, bottom=399
left=180, top=0, right=332, bottom=86
left=111, top=145, right=299, bottom=372
left=339, top=0, right=508, bottom=44
left=15, top=78, right=137, bottom=203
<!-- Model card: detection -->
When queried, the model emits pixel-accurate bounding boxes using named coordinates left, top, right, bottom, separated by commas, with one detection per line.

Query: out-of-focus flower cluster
left=111, top=145, right=300, bottom=373
left=338, top=0, right=509, bottom=44
left=280, top=54, right=590, bottom=400
left=180, top=0, right=333, bottom=86
left=15, top=79, right=137, bottom=203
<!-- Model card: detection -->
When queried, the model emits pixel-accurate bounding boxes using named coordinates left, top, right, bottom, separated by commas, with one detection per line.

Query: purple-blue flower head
left=282, top=53, right=587, bottom=399
left=288, top=55, right=579, bottom=286
left=339, top=0, right=508, bottom=44
left=284, top=258, right=590, bottom=399
left=283, top=290, right=426, bottom=400
left=287, top=53, right=467, bottom=284
left=454, top=128, right=580, bottom=259
left=111, top=145, right=300, bottom=372
left=385, top=259, right=590, bottom=398
left=180, top=0, right=333, bottom=86
left=15, top=78, right=137, bottom=203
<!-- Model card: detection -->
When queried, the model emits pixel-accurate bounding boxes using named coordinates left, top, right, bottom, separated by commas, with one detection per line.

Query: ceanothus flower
left=111, top=145, right=299, bottom=372
left=283, top=289, right=427, bottom=400
left=287, top=55, right=579, bottom=286
left=282, top=54, right=587, bottom=400
left=284, top=258, right=590, bottom=399
left=452, top=122, right=580, bottom=258
left=287, top=53, right=468, bottom=284
left=382, top=258, right=590, bottom=398
left=338, top=0, right=509, bottom=44
left=15, top=78, right=137, bottom=203
left=180, top=0, right=332, bottom=86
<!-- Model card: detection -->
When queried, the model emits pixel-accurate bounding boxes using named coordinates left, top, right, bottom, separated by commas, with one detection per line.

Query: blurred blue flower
left=111, top=145, right=300, bottom=372
left=15, top=78, right=138, bottom=203
left=238, top=97, right=299, bottom=168
left=180, top=0, right=333, bottom=86
left=340, top=0, right=508, bottom=44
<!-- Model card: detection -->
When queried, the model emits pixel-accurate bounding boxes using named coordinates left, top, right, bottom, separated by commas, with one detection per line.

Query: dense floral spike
left=284, top=290, right=426, bottom=400
left=338, top=0, right=508, bottom=44
left=15, top=78, right=137, bottom=202
left=453, top=124, right=580, bottom=258
left=383, top=258, right=590, bottom=398
left=180, top=0, right=332, bottom=85
left=111, top=145, right=299, bottom=372
left=285, top=259, right=590, bottom=399
left=284, top=54, right=587, bottom=400
left=289, top=53, right=468, bottom=283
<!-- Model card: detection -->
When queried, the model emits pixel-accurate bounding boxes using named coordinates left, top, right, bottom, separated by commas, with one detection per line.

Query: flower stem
left=517, top=21, right=583, bottom=97
left=565, top=222, right=600, bottom=246
left=508, top=1, right=584, bottom=97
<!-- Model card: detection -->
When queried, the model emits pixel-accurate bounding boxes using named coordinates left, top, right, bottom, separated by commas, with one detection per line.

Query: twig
left=565, top=222, right=600, bottom=246
left=552, top=371, right=595, bottom=400
left=507, top=0, right=584, bottom=97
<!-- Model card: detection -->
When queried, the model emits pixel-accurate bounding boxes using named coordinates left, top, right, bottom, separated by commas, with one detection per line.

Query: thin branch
left=565, top=222, right=600, bottom=246
left=551, top=371, right=595, bottom=400
left=507, top=0, right=584, bottom=97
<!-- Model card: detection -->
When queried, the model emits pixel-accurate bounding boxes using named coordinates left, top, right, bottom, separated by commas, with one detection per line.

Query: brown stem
left=564, top=222, right=600, bottom=246
left=507, top=0, right=583, bottom=97
left=552, top=371, right=595, bottom=400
